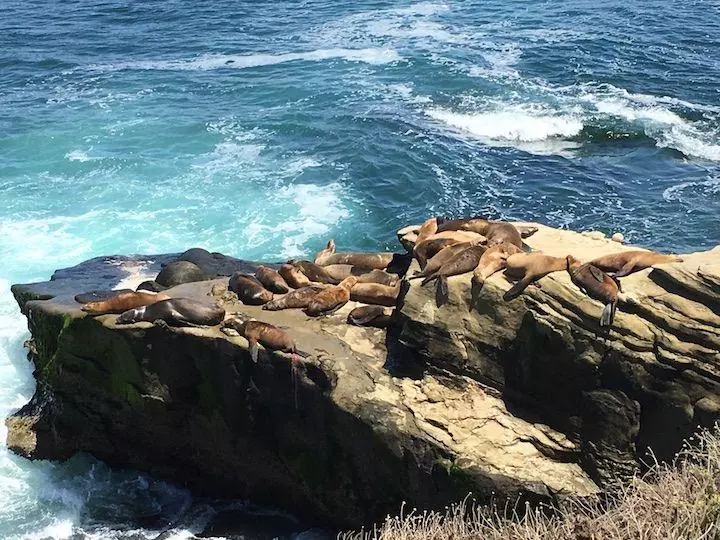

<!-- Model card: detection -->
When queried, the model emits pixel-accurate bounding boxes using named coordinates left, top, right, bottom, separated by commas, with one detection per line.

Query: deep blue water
left=1, top=1, right=719, bottom=537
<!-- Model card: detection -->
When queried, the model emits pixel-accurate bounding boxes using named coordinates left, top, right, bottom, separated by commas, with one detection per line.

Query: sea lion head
left=566, top=255, right=581, bottom=271
left=340, top=276, right=359, bottom=290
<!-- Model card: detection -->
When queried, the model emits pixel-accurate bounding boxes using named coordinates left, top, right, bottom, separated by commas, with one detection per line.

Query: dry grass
left=342, top=428, right=720, bottom=540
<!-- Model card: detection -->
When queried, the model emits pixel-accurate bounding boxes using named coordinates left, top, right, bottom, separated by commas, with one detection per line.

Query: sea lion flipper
left=588, top=265, right=605, bottom=282
left=519, top=226, right=539, bottom=239
left=249, top=339, right=259, bottom=363
left=613, top=260, right=636, bottom=278
left=600, top=301, right=617, bottom=328
left=503, top=276, right=532, bottom=301
left=435, top=276, right=449, bottom=307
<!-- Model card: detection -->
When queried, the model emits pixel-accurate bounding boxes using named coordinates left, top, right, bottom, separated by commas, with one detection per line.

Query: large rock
left=398, top=224, right=720, bottom=479
left=5, top=226, right=719, bottom=528
left=7, top=250, right=596, bottom=529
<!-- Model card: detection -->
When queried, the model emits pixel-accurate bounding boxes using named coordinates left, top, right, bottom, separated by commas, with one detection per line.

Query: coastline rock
left=5, top=226, right=719, bottom=528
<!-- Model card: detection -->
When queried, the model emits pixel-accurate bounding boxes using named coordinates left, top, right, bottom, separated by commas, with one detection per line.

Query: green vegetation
left=344, top=427, right=720, bottom=540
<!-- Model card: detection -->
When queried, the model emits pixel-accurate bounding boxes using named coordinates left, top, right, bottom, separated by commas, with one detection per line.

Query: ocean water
left=1, top=0, right=719, bottom=537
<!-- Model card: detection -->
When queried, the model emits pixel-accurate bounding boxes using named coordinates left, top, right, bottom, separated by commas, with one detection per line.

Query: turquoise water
left=1, top=0, right=719, bottom=537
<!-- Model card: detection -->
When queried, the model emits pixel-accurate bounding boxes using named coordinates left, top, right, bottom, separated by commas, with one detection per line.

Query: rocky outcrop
left=5, top=227, right=719, bottom=528
left=398, top=224, right=720, bottom=483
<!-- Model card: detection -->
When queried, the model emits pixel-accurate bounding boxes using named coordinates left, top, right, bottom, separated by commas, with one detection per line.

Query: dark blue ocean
left=1, top=1, right=719, bottom=537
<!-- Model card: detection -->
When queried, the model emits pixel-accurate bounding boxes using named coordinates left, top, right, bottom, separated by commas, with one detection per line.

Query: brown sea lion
left=502, top=253, right=568, bottom=300
left=350, top=282, right=400, bottom=307
left=74, top=289, right=133, bottom=304
left=223, top=317, right=299, bottom=362
left=314, top=239, right=394, bottom=270
left=278, top=263, right=311, bottom=289
left=116, top=298, right=225, bottom=327
left=437, top=217, right=523, bottom=248
left=590, top=250, right=683, bottom=277
left=566, top=255, right=619, bottom=327
left=413, top=237, right=458, bottom=269
left=262, top=285, right=328, bottom=311
left=410, top=240, right=479, bottom=279
left=228, top=273, right=273, bottom=305
left=421, top=245, right=487, bottom=306
left=321, top=265, right=398, bottom=286
left=347, top=306, right=394, bottom=328
left=420, top=230, right=484, bottom=245
left=82, top=290, right=170, bottom=314
left=255, top=265, right=290, bottom=294
left=472, top=243, right=524, bottom=287
left=414, top=217, right=439, bottom=247
left=288, top=260, right=341, bottom=284
left=305, top=276, right=358, bottom=316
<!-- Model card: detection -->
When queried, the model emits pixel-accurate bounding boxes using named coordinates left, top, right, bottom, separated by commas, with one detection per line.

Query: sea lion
left=413, top=238, right=458, bottom=269
left=410, top=240, right=480, bottom=279
left=74, top=289, right=134, bottom=304
left=566, top=255, right=619, bottom=327
left=82, top=290, right=170, bottom=314
left=223, top=317, right=299, bottom=362
left=347, top=306, right=394, bottom=328
left=136, top=281, right=167, bottom=293
left=502, top=253, right=568, bottom=301
left=321, top=265, right=399, bottom=286
left=349, top=282, right=400, bottom=307
left=262, top=285, right=328, bottom=311
left=437, top=217, right=523, bottom=248
left=116, top=298, right=225, bottom=327
left=255, top=265, right=290, bottom=293
left=288, top=260, right=341, bottom=284
left=278, top=264, right=311, bottom=289
left=156, top=260, right=208, bottom=287
left=228, top=272, right=273, bottom=305
left=590, top=250, right=684, bottom=277
left=305, top=276, right=359, bottom=316
left=472, top=243, right=524, bottom=287
left=414, top=217, right=439, bottom=247
left=421, top=245, right=487, bottom=306
left=314, top=239, right=394, bottom=270
left=420, top=230, right=484, bottom=245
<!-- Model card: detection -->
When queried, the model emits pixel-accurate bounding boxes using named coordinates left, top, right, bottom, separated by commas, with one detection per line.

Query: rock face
left=5, top=227, right=720, bottom=528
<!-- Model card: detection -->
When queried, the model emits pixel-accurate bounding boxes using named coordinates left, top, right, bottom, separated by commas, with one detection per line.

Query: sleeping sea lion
left=420, top=230, right=484, bottom=246
left=471, top=243, right=524, bottom=288
left=502, top=253, right=568, bottom=300
left=156, top=261, right=208, bottom=287
left=321, top=265, right=398, bottom=286
left=314, top=239, right=394, bottom=270
left=289, top=260, right=341, bottom=284
left=347, top=306, right=394, bottom=328
left=350, top=282, right=400, bottom=307
left=223, top=317, right=300, bottom=362
left=262, top=285, right=328, bottom=311
left=278, top=264, right=311, bottom=289
left=437, top=217, right=523, bottom=248
left=590, top=250, right=683, bottom=277
left=421, top=245, right=487, bottom=306
left=82, top=290, right=170, bottom=314
left=228, top=273, right=273, bottom=305
left=116, top=298, right=225, bottom=327
left=74, top=289, right=134, bottom=304
left=305, top=276, right=359, bottom=316
left=410, top=240, right=480, bottom=279
left=412, top=238, right=458, bottom=269
left=255, top=265, right=290, bottom=294
left=413, top=217, right=439, bottom=248
left=566, top=255, right=619, bottom=327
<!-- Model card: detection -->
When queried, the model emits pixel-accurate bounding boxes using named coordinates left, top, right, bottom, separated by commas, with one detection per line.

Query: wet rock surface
left=6, top=227, right=720, bottom=528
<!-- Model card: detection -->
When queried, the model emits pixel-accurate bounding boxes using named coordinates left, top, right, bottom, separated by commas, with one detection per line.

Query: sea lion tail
left=601, top=301, right=617, bottom=328
left=435, top=276, right=449, bottom=307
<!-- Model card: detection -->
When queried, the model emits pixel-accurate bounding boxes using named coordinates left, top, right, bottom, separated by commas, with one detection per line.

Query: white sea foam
left=427, top=107, right=583, bottom=142
left=64, top=150, right=92, bottom=162
left=91, top=48, right=401, bottom=72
